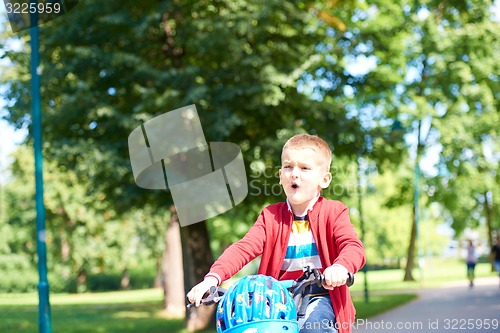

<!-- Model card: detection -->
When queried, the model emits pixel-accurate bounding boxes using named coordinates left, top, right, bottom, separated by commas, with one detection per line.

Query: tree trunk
left=154, top=256, right=162, bottom=288
left=120, top=268, right=130, bottom=290
left=76, top=267, right=87, bottom=293
left=405, top=123, right=423, bottom=282
left=484, top=191, right=495, bottom=271
left=403, top=206, right=417, bottom=281
left=161, top=206, right=186, bottom=317
left=181, top=220, right=216, bottom=332
left=61, top=233, right=70, bottom=262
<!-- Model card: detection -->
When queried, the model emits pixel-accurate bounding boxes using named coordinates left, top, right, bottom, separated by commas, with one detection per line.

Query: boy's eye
left=283, top=165, right=292, bottom=169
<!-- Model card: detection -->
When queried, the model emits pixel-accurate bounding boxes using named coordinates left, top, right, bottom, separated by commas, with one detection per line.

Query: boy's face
left=279, top=147, right=332, bottom=213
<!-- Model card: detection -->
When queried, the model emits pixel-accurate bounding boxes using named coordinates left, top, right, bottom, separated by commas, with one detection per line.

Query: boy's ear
left=278, top=168, right=282, bottom=185
left=320, top=171, right=332, bottom=189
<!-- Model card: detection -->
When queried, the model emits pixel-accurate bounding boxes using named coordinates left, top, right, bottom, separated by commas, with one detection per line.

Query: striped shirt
left=279, top=214, right=322, bottom=281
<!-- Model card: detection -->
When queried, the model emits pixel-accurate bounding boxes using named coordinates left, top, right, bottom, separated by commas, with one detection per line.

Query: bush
left=85, top=268, right=157, bottom=292
left=1, top=255, right=158, bottom=293
left=87, top=273, right=122, bottom=291
left=47, top=264, right=88, bottom=293
left=129, top=266, right=156, bottom=290
left=0, top=254, right=38, bottom=292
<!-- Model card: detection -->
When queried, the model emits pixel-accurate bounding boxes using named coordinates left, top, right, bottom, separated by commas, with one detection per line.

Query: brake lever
left=311, top=267, right=355, bottom=287
left=187, top=286, right=227, bottom=309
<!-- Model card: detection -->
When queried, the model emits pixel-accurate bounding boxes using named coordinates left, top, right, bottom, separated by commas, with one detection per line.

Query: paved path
left=354, top=277, right=500, bottom=333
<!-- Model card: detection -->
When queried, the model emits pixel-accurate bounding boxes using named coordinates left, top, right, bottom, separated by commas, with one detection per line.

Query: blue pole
left=357, top=157, right=369, bottom=303
left=30, top=1, right=53, bottom=332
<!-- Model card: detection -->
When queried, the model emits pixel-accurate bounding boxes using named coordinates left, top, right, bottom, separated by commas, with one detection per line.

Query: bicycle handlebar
left=187, top=266, right=354, bottom=308
left=347, top=271, right=355, bottom=287
left=282, top=266, right=354, bottom=290
left=186, top=285, right=227, bottom=309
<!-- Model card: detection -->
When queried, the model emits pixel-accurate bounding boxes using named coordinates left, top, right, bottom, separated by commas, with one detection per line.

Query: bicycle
left=187, top=266, right=354, bottom=333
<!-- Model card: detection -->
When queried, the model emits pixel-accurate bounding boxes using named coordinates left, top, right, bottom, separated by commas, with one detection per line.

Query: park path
left=353, top=277, right=500, bottom=333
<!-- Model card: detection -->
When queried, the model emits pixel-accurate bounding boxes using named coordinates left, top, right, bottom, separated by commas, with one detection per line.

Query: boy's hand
left=186, top=276, right=219, bottom=307
left=322, top=264, right=348, bottom=289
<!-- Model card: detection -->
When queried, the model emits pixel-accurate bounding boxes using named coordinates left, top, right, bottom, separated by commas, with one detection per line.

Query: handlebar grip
left=187, top=286, right=226, bottom=309
left=346, top=272, right=354, bottom=287
left=320, top=272, right=354, bottom=287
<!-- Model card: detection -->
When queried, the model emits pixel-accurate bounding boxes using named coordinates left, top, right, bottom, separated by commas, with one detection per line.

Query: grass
left=349, top=257, right=496, bottom=293
left=2, top=302, right=185, bottom=333
left=0, top=289, right=172, bottom=333
left=0, top=289, right=417, bottom=333
left=0, top=288, right=415, bottom=333
left=1, top=257, right=494, bottom=332
left=0, top=288, right=163, bottom=306
left=354, top=293, right=418, bottom=319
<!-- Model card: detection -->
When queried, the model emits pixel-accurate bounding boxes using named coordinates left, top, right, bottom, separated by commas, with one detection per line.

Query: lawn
left=2, top=302, right=185, bottom=333
left=0, top=289, right=181, bottom=333
left=1, top=258, right=495, bottom=333
left=353, top=293, right=417, bottom=319
left=349, top=257, right=496, bottom=293
left=0, top=291, right=415, bottom=333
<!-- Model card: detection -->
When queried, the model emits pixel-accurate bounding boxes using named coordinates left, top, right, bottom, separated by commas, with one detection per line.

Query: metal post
left=30, top=2, right=53, bottom=332
left=357, top=157, right=369, bottom=303
left=414, top=161, right=423, bottom=284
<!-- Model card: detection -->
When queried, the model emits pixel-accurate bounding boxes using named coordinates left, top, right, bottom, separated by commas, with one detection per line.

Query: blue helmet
left=216, top=275, right=298, bottom=333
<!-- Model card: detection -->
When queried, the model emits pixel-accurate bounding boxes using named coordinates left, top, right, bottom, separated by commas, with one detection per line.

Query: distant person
left=466, top=240, right=477, bottom=288
left=490, top=236, right=500, bottom=288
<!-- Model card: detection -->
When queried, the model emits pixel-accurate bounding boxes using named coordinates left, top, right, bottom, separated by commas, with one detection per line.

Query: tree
left=400, top=0, right=500, bottom=279
left=315, top=0, right=500, bottom=281
left=1, top=145, right=160, bottom=292
left=2, top=0, right=368, bottom=329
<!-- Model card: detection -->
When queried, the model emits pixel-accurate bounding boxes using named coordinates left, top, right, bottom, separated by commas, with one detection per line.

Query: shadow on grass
left=354, top=293, right=418, bottom=319
left=0, top=292, right=416, bottom=333
left=0, top=302, right=185, bottom=333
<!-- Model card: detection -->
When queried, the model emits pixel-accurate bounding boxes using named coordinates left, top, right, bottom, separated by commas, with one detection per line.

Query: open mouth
left=291, top=184, right=299, bottom=189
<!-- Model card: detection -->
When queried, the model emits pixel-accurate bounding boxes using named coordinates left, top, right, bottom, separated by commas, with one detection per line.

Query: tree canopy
left=1, top=1, right=499, bottom=327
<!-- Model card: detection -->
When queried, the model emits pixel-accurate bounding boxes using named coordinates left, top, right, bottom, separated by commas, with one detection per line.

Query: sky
left=0, top=4, right=26, bottom=184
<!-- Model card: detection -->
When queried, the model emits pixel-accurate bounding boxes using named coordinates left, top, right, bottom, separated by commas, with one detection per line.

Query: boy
left=187, top=134, right=365, bottom=333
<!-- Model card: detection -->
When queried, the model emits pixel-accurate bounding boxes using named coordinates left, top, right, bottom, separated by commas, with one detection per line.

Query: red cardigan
left=206, top=196, right=366, bottom=333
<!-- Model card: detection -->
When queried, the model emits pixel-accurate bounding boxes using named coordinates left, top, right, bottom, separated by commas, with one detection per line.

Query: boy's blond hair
left=282, top=134, right=332, bottom=171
